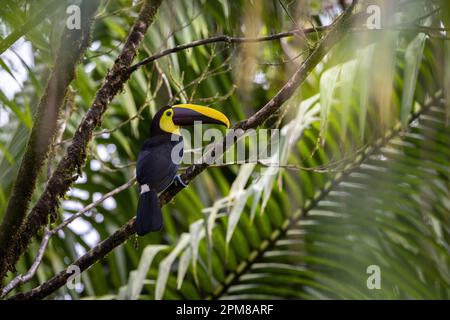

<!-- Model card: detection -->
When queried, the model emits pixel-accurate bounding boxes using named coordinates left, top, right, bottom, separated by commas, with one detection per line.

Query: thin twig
left=95, top=0, right=145, bottom=20
left=277, top=0, right=310, bottom=44
left=169, top=48, right=235, bottom=104
left=0, top=178, right=136, bottom=298
left=54, top=178, right=136, bottom=233
left=129, top=27, right=328, bottom=72
left=130, top=22, right=450, bottom=73
left=154, top=62, right=173, bottom=100
left=180, top=142, right=370, bottom=174
left=189, top=45, right=218, bottom=102
left=0, top=230, right=51, bottom=298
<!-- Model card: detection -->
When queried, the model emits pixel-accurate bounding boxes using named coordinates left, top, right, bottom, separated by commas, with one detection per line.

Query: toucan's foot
left=173, top=174, right=188, bottom=188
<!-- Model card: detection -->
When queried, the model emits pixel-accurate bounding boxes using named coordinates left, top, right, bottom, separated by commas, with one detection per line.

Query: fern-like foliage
left=117, top=8, right=450, bottom=300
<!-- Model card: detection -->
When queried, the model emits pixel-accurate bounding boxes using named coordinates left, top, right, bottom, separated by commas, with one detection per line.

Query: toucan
left=135, top=104, right=230, bottom=236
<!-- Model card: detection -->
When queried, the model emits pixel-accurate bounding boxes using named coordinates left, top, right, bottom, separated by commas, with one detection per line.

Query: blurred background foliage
left=0, top=0, right=449, bottom=299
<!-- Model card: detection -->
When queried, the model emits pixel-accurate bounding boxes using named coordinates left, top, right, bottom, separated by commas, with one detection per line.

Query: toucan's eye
left=166, top=111, right=172, bottom=116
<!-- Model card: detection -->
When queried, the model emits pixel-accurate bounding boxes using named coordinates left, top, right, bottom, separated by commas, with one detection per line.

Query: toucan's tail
left=136, top=190, right=163, bottom=236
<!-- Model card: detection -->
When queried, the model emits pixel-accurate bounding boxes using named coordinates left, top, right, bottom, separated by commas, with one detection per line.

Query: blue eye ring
left=166, top=111, right=172, bottom=116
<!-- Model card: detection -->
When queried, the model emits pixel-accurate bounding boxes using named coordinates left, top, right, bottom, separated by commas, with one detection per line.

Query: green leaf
left=401, top=33, right=427, bottom=127
left=0, top=141, right=14, bottom=165
left=339, top=60, right=358, bottom=135
left=445, top=42, right=450, bottom=123
left=127, top=245, right=167, bottom=300
left=119, top=83, right=139, bottom=138
left=0, top=90, right=33, bottom=128
left=189, top=219, right=205, bottom=284
left=320, top=65, right=341, bottom=136
left=155, top=234, right=190, bottom=300
left=226, top=188, right=252, bottom=244
left=176, top=248, right=192, bottom=290
left=0, top=0, right=64, bottom=55
left=356, top=44, right=376, bottom=139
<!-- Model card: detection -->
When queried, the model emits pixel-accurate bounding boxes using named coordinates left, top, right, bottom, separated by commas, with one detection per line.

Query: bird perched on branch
left=135, top=104, right=230, bottom=235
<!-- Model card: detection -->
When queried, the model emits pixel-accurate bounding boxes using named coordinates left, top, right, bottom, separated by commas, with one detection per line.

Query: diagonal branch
left=0, top=0, right=163, bottom=282
left=10, top=1, right=360, bottom=300
left=0, top=0, right=101, bottom=279
left=0, top=178, right=136, bottom=298
left=129, top=27, right=328, bottom=72
left=0, top=229, right=51, bottom=299
left=127, top=0, right=436, bottom=74
left=131, top=25, right=450, bottom=72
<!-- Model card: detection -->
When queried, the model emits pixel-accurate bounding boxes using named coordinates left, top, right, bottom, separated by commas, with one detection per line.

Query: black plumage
left=135, top=104, right=229, bottom=236
left=136, top=135, right=182, bottom=235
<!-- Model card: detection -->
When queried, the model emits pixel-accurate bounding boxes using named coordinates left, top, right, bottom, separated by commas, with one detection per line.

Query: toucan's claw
left=173, top=174, right=188, bottom=188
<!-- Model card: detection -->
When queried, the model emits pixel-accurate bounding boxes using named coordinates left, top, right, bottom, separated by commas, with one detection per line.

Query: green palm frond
left=117, top=16, right=450, bottom=299
left=222, top=101, right=450, bottom=300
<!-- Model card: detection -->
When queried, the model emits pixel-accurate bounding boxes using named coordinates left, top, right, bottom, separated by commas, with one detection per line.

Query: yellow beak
left=171, top=104, right=230, bottom=128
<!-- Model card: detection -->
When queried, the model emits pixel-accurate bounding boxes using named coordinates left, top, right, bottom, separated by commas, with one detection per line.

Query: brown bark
left=0, top=0, right=100, bottom=279
left=0, top=0, right=163, bottom=282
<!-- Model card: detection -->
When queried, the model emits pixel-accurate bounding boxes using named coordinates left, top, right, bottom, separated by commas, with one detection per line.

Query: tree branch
left=0, top=0, right=163, bottom=282
left=0, top=0, right=100, bottom=280
left=129, top=27, right=328, bottom=72
left=10, top=1, right=360, bottom=300
left=53, top=178, right=136, bottom=234
left=129, top=21, right=450, bottom=74
left=0, top=230, right=51, bottom=299
left=0, top=178, right=136, bottom=298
